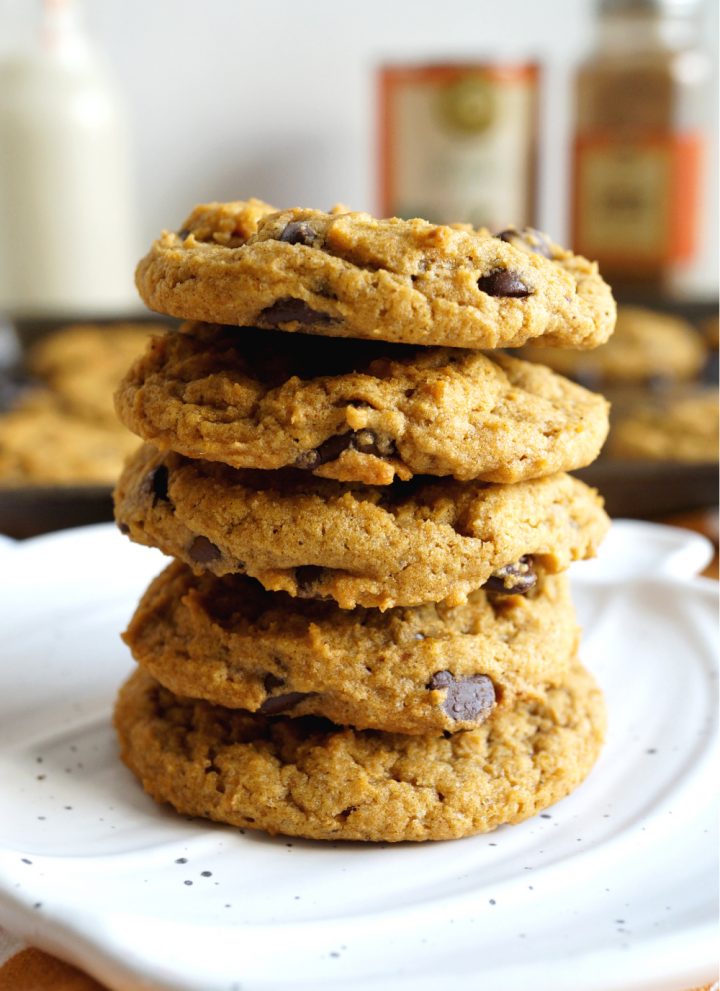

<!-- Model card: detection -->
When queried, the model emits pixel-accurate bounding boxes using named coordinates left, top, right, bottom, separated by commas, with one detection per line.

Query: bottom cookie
left=114, top=664, right=605, bottom=842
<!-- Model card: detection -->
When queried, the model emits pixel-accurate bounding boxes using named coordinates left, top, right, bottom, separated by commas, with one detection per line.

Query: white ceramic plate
left=0, top=521, right=716, bottom=991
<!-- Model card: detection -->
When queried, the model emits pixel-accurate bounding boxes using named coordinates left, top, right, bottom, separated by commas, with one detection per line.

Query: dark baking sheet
left=575, top=461, right=718, bottom=519
left=0, top=305, right=716, bottom=539
left=0, top=485, right=114, bottom=540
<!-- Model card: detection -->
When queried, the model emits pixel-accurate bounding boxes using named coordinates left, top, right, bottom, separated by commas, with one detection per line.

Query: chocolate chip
left=177, top=228, right=190, bottom=239
left=496, top=227, right=553, bottom=259
left=295, top=433, right=354, bottom=469
left=259, top=692, right=311, bottom=715
left=477, top=270, right=533, bottom=298
left=294, top=565, right=325, bottom=595
left=259, top=298, right=333, bottom=325
left=428, top=671, right=496, bottom=722
left=263, top=673, right=285, bottom=692
left=484, top=556, right=537, bottom=595
left=117, top=522, right=130, bottom=535
left=150, top=465, right=170, bottom=505
left=279, top=221, right=317, bottom=246
left=295, top=430, right=396, bottom=469
left=188, top=536, right=222, bottom=564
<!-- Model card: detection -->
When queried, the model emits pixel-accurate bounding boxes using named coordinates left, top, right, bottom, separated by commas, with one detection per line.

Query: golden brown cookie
left=135, top=204, right=615, bottom=350
left=28, top=322, right=159, bottom=425
left=517, top=306, right=706, bottom=386
left=0, top=392, right=139, bottom=486
left=0, top=322, right=157, bottom=486
left=114, top=444, right=609, bottom=609
left=114, top=662, right=605, bottom=842
left=605, top=388, right=719, bottom=462
left=123, top=562, right=579, bottom=735
left=115, top=323, right=609, bottom=485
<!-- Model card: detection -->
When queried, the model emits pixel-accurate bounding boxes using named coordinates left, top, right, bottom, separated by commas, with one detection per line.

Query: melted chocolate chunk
left=263, top=673, right=285, bottom=692
left=484, top=556, right=537, bottom=595
left=295, top=430, right=396, bottom=469
left=259, top=692, right=312, bottom=716
left=428, top=671, right=496, bottom=722
left=260, top=298, right=334, bottom=325
left=150, top=465, right=170, bottom=505
left=496, top=227, right=553, bottom=259
left=117, top=521, right=130, bottom=535
left=294, top=565, right=325, bottom=595
left=188, top=536, right=222, bottom=564
left=279, top=221, right=318, bottom=246
left=477, top=269, right=533, bottom=298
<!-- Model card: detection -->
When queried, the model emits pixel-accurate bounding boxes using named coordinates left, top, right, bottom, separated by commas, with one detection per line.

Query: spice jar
left=378, top=62, right=539, bottom=230
left=571, top=0, right=712, bottom=295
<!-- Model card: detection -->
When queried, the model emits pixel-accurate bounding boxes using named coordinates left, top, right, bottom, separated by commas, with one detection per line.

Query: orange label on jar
left=378, top=64, right=539, bottom=229
left=572, top=132, right=702, bottom=268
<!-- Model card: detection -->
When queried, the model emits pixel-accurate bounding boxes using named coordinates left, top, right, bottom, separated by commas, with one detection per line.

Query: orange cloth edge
left=0, top=947, right=107, bottom=991
left=0, top=945, right=716, bottom=991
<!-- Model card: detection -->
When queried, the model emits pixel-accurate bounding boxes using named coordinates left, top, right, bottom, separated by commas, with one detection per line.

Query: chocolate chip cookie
left=114, top=661, right=605, bottom=841
left=115, top=323, right=609, bottom=485
left=135, top=204, right=616, bottom=350
left=517, top=306, right=706, bottom=387
left=123, top=561, right=578, bottom=735
left=29, top=322, right=158, bottom=425
left=0, top=322, right=155, bottom=486
left=605, top=387, right=719, bottom=462
left=114, top=444, right=609, bottom=609
left=0, top=392, right=140, bottom=486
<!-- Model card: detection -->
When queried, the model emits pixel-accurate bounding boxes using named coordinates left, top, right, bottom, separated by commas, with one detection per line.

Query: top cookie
left=135, top=202, right=616, bottom=350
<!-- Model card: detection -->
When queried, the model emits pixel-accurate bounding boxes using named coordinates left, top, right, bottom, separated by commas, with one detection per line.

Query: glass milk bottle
left=0, top=0, right=140, bottom=317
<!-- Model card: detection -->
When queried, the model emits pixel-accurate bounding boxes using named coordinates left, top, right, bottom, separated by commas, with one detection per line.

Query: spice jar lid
left=599, top=0, right=702, bottom=13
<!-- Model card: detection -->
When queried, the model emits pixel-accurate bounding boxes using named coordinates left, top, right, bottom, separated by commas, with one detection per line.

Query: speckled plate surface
left=0, top=522, right=716, bottom=991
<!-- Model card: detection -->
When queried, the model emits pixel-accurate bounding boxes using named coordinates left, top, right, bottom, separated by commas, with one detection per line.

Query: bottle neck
left=597, top=10, right=699, bottom=54
left=40, top=0, right=89, bottom=62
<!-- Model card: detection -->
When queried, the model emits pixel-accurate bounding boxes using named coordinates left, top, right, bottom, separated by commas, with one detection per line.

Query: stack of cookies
left=112, top=202, right=614, bottom=842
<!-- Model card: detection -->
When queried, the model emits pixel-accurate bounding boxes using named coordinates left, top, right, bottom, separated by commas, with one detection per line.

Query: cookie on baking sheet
left=113, top=444, right=609, bottom=610
left=114, top=662, right=605, bottom=842
left=115, top=323, right=609, bottom=485
left=0, top=394, right=139, bottom=486
left=605, top=388, right=719, bottom=463
left=135, top=203, right=616, bottom=350
left=29, top=322, right=160, bottom=425
left=516, top=306, right=706, bottom=387
left=123, top=561, right=579, bottom=735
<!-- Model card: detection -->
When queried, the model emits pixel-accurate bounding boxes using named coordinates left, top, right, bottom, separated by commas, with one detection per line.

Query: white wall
left=2, top=0, right=718, bottom=293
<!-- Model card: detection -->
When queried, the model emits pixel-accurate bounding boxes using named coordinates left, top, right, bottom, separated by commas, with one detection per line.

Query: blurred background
left=0, top=0, right=717, bottom=537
